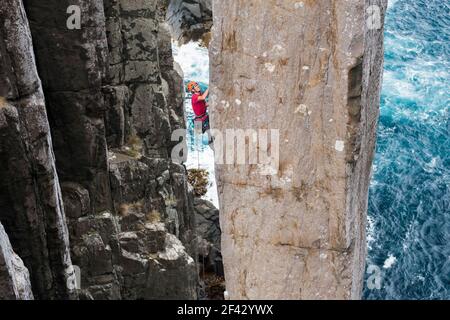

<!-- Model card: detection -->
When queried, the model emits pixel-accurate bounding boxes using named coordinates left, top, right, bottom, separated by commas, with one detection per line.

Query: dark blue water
left=363, top=0, right=449, bottom=300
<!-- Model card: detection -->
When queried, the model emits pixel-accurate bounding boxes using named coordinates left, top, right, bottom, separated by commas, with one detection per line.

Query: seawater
left=364, top=0, right=449, bottom=300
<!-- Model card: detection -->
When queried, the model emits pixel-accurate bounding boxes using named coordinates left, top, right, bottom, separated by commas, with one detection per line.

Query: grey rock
left=145, top=233, right=197, bottom=300
left=103, top=85, right=130, bottom=149
left=194, top=199, right=222, bottom=277
left=0, top=223, right=34, bottom=300
left=61, top=183, right=91, bottom=219
left=68, top=211, right=122, bottom=300
left=25, top=0, right=112, bottom=214
left=194, top=199, right=220, bottom=247
left=0, top=0, right=77, bottom=300
left=12, top=0, right=199, bottom=300
left=166, top=0, right=212, bottom=44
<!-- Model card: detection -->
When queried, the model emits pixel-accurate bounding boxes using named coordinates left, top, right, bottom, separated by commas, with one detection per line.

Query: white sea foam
left=172, top=41, right=209, bottom=84
left=383, top=254, right=397, bottom=269
left=366, top=215, right=376, bottom=250
left=387, top=0, right=398, bottom=9
left=383, top=70, right=420, bottom=100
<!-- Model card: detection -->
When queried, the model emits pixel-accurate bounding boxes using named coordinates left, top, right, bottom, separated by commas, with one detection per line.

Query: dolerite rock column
left=24, top=0, right=112, bottom=214
left=1, top=0, right=199, bottom=300
left=103, top=0, right=199, bottom=299
left=0, top=0, right=76, bottom=299
left=210, top=0, right=387, bottom=299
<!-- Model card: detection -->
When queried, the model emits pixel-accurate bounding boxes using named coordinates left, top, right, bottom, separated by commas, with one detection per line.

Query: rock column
left=210, top=0, right=387, bottom=299
left=0, top=0, right=76, bottom=299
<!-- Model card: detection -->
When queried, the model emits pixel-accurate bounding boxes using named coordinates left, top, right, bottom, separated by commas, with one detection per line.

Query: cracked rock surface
left=210, top=0, right=387, bottom=300
left=0, top=0, right=200, bottom=300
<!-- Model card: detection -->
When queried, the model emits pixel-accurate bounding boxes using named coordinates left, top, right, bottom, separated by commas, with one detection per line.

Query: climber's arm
left=197, top=88, right=209, bottom=101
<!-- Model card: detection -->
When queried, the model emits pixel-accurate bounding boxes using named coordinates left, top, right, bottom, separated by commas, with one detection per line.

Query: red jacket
left=191, top=93, right=208, bottom=122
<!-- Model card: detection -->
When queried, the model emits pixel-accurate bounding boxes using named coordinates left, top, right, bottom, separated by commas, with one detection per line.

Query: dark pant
left=194, top=114, right=210, bottom=134
left=194, top=114, right=213, bottom=149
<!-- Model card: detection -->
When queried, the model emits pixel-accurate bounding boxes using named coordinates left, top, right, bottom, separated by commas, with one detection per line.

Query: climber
left=187, top=81, right=210, bottom=135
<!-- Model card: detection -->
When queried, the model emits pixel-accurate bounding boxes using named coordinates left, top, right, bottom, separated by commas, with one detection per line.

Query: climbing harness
left=193, top=113, right=210, bottom=134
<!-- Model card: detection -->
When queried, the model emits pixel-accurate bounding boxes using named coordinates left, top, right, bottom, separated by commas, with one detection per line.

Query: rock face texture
left=210, top=0, right=387, bottom=299
left=1, top=0, right=199, bottom=300
left=166, top=0, right=212, bottom=44
left=193, top=198, right=224, bottom=300
left=0, top=0, right=77, bottom=300
left=0, top=222, right=34, bottom=300
left=194, top=198, right=222, bottom=276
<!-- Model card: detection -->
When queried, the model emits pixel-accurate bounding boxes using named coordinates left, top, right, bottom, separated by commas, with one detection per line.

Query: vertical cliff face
left=0, top=0, right=76, bottom=300
left=0, top=0, right=199, bottom=300
left=210, top=0, right=387, bottom=299
left=24, top=0, right=112, bottom=214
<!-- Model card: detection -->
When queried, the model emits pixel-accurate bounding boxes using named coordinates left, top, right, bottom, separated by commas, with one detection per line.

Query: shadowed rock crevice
left=346, top=57, right=364, bottom=165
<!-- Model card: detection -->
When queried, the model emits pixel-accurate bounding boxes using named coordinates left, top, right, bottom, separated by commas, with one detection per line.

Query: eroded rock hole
left=347, top=57, right=364, bottom=164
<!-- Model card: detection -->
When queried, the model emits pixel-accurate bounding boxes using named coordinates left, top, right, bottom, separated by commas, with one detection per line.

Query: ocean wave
left=365, top=0, right=449, bottom=299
